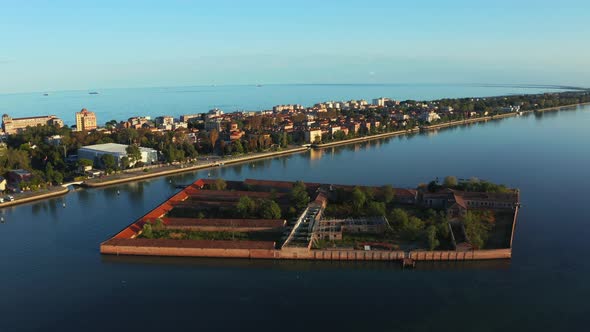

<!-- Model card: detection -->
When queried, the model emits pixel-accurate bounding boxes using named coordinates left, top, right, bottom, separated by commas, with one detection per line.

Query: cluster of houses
left=0, top=97, right=525, bottom=188
left=80, top=96, right=523, bottom=147
left=0, top=169, right=33, bottom=193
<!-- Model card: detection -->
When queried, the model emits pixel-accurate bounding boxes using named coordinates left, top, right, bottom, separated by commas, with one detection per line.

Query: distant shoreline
left=313, top=101, right=590, bottom=148
left=1, top=83, right=586, bottom=100
left=2, top=101, right=588, bottom=209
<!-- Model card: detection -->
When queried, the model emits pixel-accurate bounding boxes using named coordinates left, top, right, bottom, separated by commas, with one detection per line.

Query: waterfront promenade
left=84, top=146, right=308, bottom=188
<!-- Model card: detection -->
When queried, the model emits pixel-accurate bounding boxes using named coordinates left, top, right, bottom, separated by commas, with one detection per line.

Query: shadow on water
left=102, top=186, right=119, bottom=198
left=534, top=110, right=561, bottom=120
left=122, top=182, right=146, bottom=203
left=101, top=255, right=511, bottom=272
left=30, top=198, right=61, bottom=218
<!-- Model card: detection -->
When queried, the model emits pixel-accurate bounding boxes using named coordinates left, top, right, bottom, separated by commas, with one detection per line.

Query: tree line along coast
left=0, top=90, right=588, bottom=194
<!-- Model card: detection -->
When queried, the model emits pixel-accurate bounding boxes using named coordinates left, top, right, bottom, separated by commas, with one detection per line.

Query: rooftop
left=78, top=143, right=156, bottom=154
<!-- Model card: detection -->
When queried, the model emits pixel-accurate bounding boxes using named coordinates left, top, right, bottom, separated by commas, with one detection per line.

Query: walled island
left=101, top=177, right=520, bottom=264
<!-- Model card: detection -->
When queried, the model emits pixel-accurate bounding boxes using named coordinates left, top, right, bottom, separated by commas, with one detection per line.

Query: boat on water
left=88, top=91, right=99, bottom=95
left=43, top=93, right=49, bottom=96
left=256, top=84, right=263, bottom=87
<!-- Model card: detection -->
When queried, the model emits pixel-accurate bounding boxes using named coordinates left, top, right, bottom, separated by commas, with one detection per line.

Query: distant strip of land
left=2, top=93, right=589, bottom=208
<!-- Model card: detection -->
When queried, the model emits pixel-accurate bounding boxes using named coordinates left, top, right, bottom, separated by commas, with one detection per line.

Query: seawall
left=84, top=146, right=308, bottom=188
left=313, top=128, right=420, bottom=149
left=0, top=186, right=69, bottom=208
left=100, top=241, right=512, bottom=262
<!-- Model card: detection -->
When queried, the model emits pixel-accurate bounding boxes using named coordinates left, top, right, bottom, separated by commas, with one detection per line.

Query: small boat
left=256, top=84, right=263, bottom=87
left=43, top=93, right=49, bottom=96
left=89, top=91, right=99, bottom=95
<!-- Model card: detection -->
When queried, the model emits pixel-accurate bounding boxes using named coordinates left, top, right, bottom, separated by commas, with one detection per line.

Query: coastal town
left=0, top=90, right=588, bottom=206
left=101, top=177, right=520, bottom=265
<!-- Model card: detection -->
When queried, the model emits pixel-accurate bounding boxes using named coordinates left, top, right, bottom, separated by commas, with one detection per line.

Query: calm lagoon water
left=0, top=93, right=589, bottom=331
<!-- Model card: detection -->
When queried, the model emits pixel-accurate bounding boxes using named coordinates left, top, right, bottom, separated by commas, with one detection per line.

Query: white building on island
left=78, top=143, right=158, bottom=168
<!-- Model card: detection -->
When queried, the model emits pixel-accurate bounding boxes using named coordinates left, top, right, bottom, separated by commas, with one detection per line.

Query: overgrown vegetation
left=236, top=196, right=282, bottom=219
left=290, top=181, right=310, bottom=210
left=139, top=218, right=280, bottom=242
left=323, top=185, right=452, bottom=250
left=462, top=211, right=494, bottom=249
left=429, top=176, right=511, bottom=193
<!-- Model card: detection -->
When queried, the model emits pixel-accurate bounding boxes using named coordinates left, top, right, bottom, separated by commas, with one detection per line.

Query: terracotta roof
left=452, top=193, right=468, bottom=209
left=394, top=188, right=417, bottom=197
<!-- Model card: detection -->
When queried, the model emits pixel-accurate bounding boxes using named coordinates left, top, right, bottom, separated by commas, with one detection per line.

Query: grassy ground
left=139, top=228, right=283, bottom=243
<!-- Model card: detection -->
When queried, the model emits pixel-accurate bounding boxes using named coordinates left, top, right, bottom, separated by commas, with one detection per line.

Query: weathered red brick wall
left=101, top=242, right=511, bottom=261
left=100, top=244, right=275, bottom=258
left=410, top=248, right=511, bottom=261
left=165, top=225, right=282, bottom=232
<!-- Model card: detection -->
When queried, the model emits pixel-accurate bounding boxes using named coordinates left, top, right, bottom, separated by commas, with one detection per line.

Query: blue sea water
left=0, top=84, right=566, bottom=126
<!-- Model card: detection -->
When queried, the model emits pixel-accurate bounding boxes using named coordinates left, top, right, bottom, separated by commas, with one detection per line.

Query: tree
left=403, top=216, right=425, bottom=241
left=45, top=162, right=54, bottom=183
left=381, top=185, right=395, bottom=204
left=313, top=134, right=321, bottom=144
left=426, top=225, right=440, bottom=250
left=100, top=154, right=116, bottom=173
left=367, top=201, right=386, bottom=216
left=153, top=218, right=165, bottom=231
left=237, top=196, right=256, bottom=218
left=0, top=148, right=31, bottom=173
left=120, top=156, right=130, bottom=169
left=182, top=142, right=198, bottom=159
left=126, top=145, right=142, bottom=165
left=209, top=129, right=219, bottom=150
left=463, top=211, right=491, bottom=249
left=389, top=208, right=409, bottom=227
left=443, top=176, right=458, bottom=187
left=290, top=181, right=310, bottom=210
left=117, top=128, right=139, bottom=145
left=233, top=140, right=244, bottom=154
left=142, top=223, right=154, bottom=238
left=351, top=187, right=366, bottom=211
left=211, top=178, right=227, bottom=190
left=78, top=158, right=93, bottom=168
left=53, top=172, right=64, bottom=184
left=259, top=199, right=282, bottom=219
left=280, top=132, right=288, bottom=148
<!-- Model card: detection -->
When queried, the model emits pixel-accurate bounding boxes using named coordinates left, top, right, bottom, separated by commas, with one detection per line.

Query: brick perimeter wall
left=410, top=249, right=511, bottom=261
left=101, top=243, right=511, bottom=261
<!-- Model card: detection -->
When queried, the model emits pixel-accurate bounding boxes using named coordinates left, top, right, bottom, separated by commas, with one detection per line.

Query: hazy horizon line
left=1, top=82, right=587, bottom=97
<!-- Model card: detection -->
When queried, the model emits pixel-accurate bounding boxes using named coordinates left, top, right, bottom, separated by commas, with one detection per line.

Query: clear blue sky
left=1, top=0, right=589, bottom=93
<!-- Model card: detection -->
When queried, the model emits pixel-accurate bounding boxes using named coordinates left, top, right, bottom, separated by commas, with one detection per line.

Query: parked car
left=6, top=195, right=14, bottom=202
left=0, top=198, right=4, bottom=203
